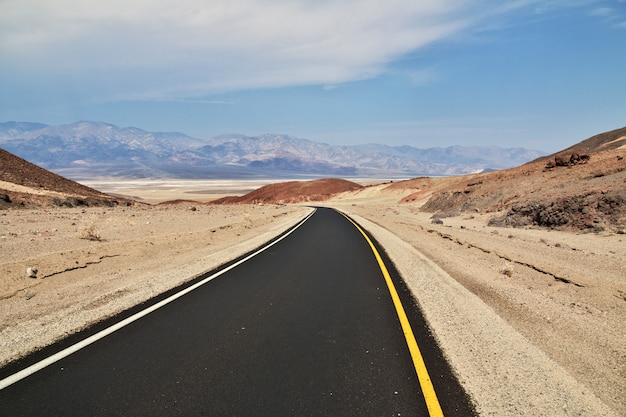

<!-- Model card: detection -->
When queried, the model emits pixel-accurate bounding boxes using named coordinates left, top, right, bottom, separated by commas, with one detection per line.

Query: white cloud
left=407, top=69, right=439, bottom=86
left=0, top=0, right=572, bottom=102
left=590, top=7, right=614, bottom=16
left=588, top=2, right=626, bottom=27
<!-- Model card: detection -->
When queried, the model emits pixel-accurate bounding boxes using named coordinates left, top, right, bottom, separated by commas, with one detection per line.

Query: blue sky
left=0, top=0, right=624, bottom=152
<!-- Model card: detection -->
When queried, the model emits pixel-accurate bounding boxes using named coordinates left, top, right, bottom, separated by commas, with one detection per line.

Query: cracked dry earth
left=326, top=201, right=625, bottom=415
left=0, top=204, right=311, bottom=367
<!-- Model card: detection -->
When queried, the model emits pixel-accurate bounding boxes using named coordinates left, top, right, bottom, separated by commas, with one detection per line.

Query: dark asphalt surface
left=0, top=207, right=474, bottom=416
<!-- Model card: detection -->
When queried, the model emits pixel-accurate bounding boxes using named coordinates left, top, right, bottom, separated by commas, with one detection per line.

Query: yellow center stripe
left=339, top=211, right=444, bottom=417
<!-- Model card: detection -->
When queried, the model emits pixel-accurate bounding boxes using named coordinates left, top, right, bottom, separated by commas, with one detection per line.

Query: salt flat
left=81, top=178, right=393, bottom=203
left=80, top=178, right=277, bottom=203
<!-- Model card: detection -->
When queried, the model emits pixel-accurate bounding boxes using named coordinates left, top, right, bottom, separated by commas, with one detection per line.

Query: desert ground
left=1, top=146, right=625, bottom=417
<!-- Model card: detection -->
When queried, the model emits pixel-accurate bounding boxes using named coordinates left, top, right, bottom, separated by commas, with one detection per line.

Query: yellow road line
left=339, top=211, right=444, bottom=417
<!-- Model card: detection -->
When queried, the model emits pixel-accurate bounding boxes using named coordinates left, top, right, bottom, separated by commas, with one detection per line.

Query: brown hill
left=211, top=178, right=363, bottom=204
left=333, top=128, right=626, bottom=233
left=416, top=148, right=624, bottom=231
left=0, top=148, right=130, bottom=208
left=539, top=125, right=626, bottom=161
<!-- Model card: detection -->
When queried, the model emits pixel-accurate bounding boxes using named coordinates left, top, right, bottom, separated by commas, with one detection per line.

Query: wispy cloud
left=0, top=0, right=593, bottom=103
left=407, top=69, right=439, bottom=87
left=588, top=2, right=626, bottom=28
left=590, top=7, right=614, bottom=16
left=154, top=97, right=238, bottom=105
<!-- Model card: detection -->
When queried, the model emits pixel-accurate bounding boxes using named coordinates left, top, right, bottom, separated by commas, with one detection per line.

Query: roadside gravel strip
left=346, top=213, right=617, bottom=417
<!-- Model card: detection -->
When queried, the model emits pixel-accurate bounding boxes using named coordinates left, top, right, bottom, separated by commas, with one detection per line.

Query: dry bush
left=79, top=222, right=102, bottom=241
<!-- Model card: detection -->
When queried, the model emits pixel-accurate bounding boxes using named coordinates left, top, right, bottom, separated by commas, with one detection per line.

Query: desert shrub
left=79, top=222, right=102, bottom=241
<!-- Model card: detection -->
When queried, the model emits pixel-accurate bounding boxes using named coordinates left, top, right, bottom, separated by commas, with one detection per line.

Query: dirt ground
left=1, top=188, right=624, bottom=416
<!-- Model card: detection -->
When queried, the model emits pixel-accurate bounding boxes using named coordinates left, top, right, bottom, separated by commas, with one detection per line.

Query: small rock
left=26, top=267, right=38, bottom=278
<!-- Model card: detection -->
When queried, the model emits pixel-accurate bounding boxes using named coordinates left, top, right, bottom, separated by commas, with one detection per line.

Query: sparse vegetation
left=79, top=222, right=102, bottom=241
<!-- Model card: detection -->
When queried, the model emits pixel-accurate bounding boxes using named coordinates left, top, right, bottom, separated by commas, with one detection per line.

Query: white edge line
left=0, top=208, right=316, bottom=390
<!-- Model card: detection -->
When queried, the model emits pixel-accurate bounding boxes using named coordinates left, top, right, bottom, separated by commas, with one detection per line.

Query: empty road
left=0, top=207, right=473, bottom=416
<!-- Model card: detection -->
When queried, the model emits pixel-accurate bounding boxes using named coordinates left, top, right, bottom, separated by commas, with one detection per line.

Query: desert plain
left=1, top=147, right=625, bottom=416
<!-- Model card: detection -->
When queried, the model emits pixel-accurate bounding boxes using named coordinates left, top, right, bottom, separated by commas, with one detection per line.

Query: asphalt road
left=0, top=207, right=474, bottom=416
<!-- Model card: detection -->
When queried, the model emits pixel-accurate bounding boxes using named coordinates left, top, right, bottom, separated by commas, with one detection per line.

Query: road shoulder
left=343, top=212, right=617, bottom=417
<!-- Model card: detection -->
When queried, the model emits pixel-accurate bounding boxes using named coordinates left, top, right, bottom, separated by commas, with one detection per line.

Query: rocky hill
left=0, top=148, right=130, bottom=208
left=211, top=178, right=363, bottom=204
left=332, top=127, right=626, bottom=233
left=539, top=126, right=626, bottom=157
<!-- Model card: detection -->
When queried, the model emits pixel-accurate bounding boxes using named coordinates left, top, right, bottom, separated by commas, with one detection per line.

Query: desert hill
left=330, top=127, right=626, bottom=233
left=409, top=127, right=626, bottom=232
left=211, top=178, right=363, bottom=204
left=538, top=125, right=626, bottom=159
left=207, top=127, right=625, bottom=233
left=0, top=147, right=130, bottom=208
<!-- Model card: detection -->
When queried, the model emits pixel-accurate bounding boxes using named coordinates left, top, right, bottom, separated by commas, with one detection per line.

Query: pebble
left=26, top=267, right=38, bottom=278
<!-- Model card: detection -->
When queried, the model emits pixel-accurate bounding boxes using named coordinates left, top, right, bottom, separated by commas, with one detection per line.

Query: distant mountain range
left=0, top=121, right=545, bottom=180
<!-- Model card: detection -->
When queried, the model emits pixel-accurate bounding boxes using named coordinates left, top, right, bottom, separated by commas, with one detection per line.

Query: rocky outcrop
left=488, top=191, right=626, bottom=232
left=545, top=152, right=591, bottom=169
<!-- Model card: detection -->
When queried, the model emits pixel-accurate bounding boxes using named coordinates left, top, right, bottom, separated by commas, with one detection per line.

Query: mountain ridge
left=0, top=120, right=545, bottom=179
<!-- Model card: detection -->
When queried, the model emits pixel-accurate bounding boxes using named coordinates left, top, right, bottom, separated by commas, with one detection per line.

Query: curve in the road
left=339, top=211, right=443, bottom=417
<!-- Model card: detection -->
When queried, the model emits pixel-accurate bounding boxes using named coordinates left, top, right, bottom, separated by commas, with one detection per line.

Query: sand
left=0, top=185, right=624, bottom=416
